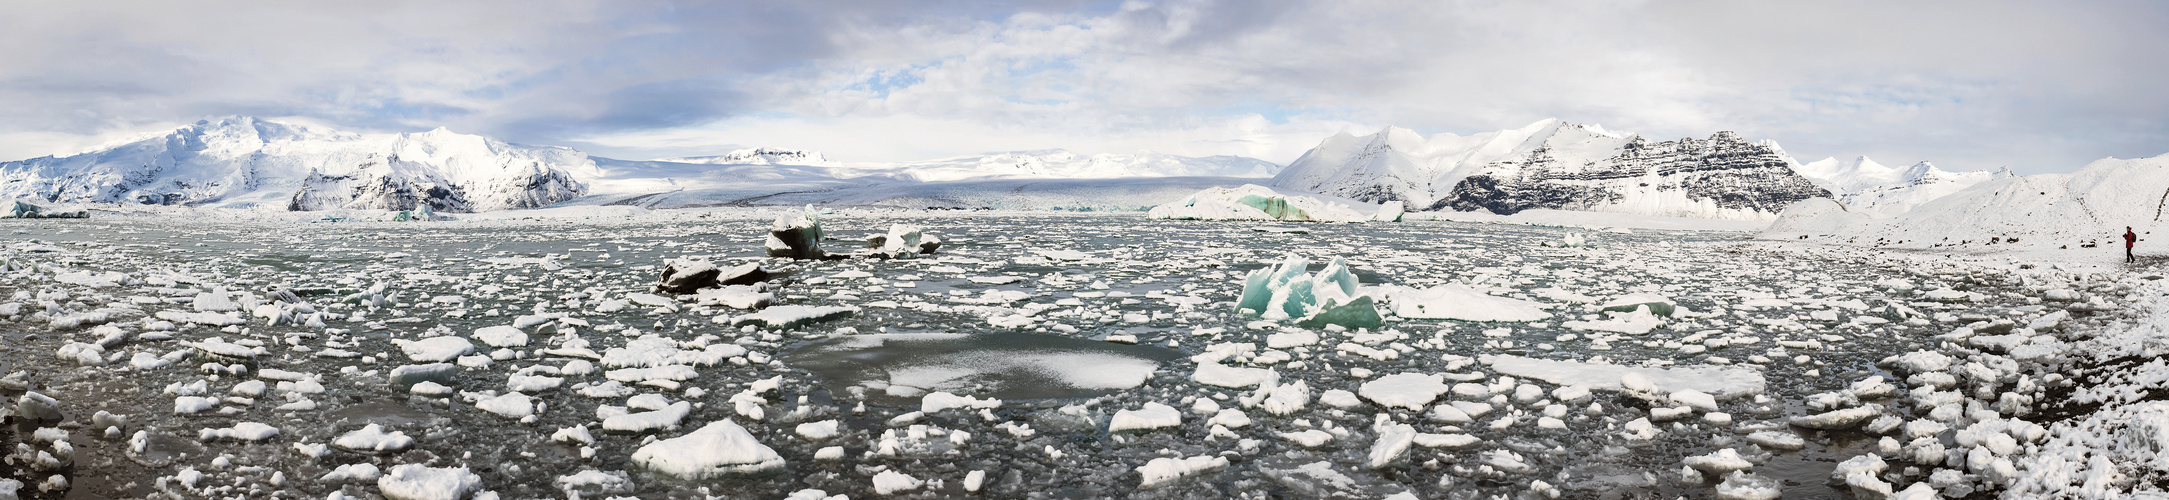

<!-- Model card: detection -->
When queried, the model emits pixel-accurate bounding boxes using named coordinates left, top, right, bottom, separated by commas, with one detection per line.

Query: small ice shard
left=1136, top=455, right=1230, bottom=488
left=795, top=420, right=841, bottom=440
left=556, top=470, right=635, bottom=498
left=376, top=465, right=482, bottom=500
left=631, top=419, right=785, bottom=478
left=765, top=207, right=825, bottom=260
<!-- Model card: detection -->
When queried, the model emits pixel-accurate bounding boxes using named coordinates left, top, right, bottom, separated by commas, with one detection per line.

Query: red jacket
left=2128, top=231, right=2138, bottom=248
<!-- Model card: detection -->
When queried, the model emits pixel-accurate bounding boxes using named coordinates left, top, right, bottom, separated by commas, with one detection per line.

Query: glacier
left=1794, top=156, right=2012, bottom=217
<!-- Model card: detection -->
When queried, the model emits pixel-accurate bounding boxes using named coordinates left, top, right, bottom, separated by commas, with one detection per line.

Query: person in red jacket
left=2127, top=227, right=2139, bottom=263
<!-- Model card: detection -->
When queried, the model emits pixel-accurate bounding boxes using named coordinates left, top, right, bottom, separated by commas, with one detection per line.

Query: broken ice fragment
left=631, top=419, right=785, bottom=478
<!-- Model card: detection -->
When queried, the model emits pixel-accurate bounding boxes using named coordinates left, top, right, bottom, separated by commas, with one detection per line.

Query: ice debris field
left=0, top=207, right=2158, bottom=499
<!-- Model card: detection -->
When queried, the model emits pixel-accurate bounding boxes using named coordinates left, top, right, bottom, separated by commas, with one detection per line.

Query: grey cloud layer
left=1, top=0, right=2162, bottom=172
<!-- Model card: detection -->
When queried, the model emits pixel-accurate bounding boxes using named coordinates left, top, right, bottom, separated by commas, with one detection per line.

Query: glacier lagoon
left=0, top=210, right=2066, bottom=499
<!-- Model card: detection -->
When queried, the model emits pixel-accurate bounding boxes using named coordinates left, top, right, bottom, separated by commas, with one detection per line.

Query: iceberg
left=1236, top=255, right=1381, bottom=329
left=1148, top=184, right=1374, bottom=223
left=867, top=224, right=942, bottom=258
left=765, top=206, right=825, bottom=259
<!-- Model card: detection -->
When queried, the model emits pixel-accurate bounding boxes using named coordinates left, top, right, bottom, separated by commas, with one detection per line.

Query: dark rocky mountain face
left=1438, top=132, right=1831, bottom=216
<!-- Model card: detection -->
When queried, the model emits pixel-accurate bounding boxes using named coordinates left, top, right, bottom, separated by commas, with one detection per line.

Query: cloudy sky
left=2, top=0, right=2163, bottom=174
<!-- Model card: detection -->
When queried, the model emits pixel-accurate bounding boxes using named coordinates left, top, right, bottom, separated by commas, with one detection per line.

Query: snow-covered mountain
left=1274, top=119, right=1831, bottom=220
left=1763, top=153, right=2169, bottom=254
left=1794, top=156, right=2012, bottom=217
left=0, top=117, right=597, bottom=212
left=875, top=149, right=1280, bottom=182
left=0, top=118, right=1293, bottom=212
left=655, top=147, right=832, bottom=166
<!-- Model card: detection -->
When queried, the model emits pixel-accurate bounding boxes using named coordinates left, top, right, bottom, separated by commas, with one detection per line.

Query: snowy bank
left=1148, top=184, right=1386, bottom=223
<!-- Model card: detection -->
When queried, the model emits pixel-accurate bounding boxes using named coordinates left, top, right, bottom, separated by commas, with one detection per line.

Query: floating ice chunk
left=322, top=463, right=383, bottom=483
left=1885, top=351, right=1953, bottom=373
left=602, top=401, right=692, bottom=433
left=1414, top=433, right=1480, bottom=448
left=874, top=224, right=932, bottom=258
left=1265, top=330, right=1320, bottom=349
left=200, top=422, right=280, bottom=441
left=872, top=470, right=924, bottom=495
left=631, top=420, right=785, bottom=478
left=1148, top=184, right=1371, bottom=223
left=1375, top=200, right=1404, bottom=222
left=1368, top=422, right=1417, bottom=468
left=390, top=364, right=458, bottom=392
left=188, top=338, right=258, bottom=361
left=552, top=425, right=596, bottom=446
left=556, top=470, right=634, bottom=498
left=1387, top=284, right=1553, bottom=322
left=1746, top=431, right=1805, bottom=450
left=1714, top=471, right=1782, bottom=500
left=732, top=305, right=857, bottom=329
left=1359, top=373, right=1452, bottom=410
left=795, top=420, right=841, bottom=440
left=694, top=285, right=773, bottom=310
left=1136, top=455, right=1230, bottom=488
left=765, top=207, right=825, bottom=260
left=396, top=337, right=474, bottom=363
left=475, top=393, right=537, bottom=419
left=173, top=396, right=217, bottom=414
left=507, top=374, right=564, bottom=393
left=377, top=465, right=482, bottom=500
left=1671, top=390, right=1719, bottom=412
left=14, top=392, right=61, bottom=421
left=1109, top=402, right=1183, bottom=432
left=1600, top=293, right=1676, bottom=317
left=1193, top=362, right=1275, bottom=388
left=1562, top=306, right=1665, bottom=334
left=472, top=326, right=528, bottom=348
left=193, top=287, right=239, bottom=312
left=1684, top=448, right=1754, bottom=475
left=1483, top=355, right=1764, bottom=400
left=1792, top=404, right=1884, bottom=430
left=921, top=392, right=1001, bottom=413
left=1320, top=389, right=1364, bottom=409
left=1282, top=429, right=1335, bottom=447
left=334, top=424, right=414, bottom=452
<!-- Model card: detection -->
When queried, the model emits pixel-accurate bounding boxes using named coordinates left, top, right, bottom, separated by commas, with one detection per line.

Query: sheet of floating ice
left=1482, top=355, right=1765, bottom=400
left=475, top=393, right=536, bottom=418
left=1368, top=422, right=1417, bottom=468
left=1193, top=362, right=1275, bottom=388
left=920, top=392, right=1001, bottom=413
left=631, top=419, right=784, bottom=478
left=694, top=285, right=772, bottom=309
left=1714, top=471, right=1782, bottom=500
left=731, top=305, right=858, bottom=329
left=1384, top=284, right=1553, bottom=322
left=376, top=464, right=482, bottom=500
left=785, top=332, right=1181, bottom=405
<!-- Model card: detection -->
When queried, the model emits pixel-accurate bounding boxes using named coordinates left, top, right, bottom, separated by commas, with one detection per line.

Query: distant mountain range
left=0, top=117, right=1279, bottom=212
left=0, top=116, right=2014, bottom=219
left=1271, top=119, right=1830, bottom=220
left=1793, top=156, right=2012, bottom=217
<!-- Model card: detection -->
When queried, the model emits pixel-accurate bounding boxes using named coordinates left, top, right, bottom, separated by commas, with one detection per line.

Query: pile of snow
left=1148, top=185, right=1376, bottom=223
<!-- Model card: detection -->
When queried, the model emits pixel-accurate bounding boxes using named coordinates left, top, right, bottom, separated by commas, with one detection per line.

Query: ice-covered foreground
left=0, top=208, right=2113, bottom=499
